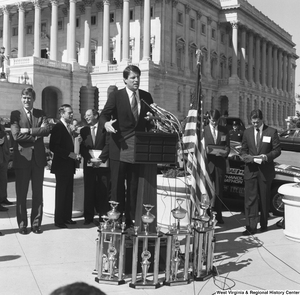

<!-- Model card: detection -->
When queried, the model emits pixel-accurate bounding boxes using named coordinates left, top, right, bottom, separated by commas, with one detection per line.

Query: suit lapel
left=20, top=108, right=31, bottom=128
left=32, top=108, right=38, bottom=128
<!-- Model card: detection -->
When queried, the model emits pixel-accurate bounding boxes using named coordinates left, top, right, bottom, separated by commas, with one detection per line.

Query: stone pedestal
left=278, top=183, right=300, bottom=242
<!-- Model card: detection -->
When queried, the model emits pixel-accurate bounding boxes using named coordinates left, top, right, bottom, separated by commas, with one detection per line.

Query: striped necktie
left=131, top=92, right=138, bottom=121
left=256, top=128, right=261, bottom=152
left=90, top=126, right=96, bottom=146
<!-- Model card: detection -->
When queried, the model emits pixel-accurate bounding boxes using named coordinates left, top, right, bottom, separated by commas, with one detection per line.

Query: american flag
left=182, top=49, right=215, bottom=212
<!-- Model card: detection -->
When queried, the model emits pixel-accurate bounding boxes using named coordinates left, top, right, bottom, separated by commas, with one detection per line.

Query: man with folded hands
left=241, top=109, right=281, bottom=235
left=80, top=109, right=110, bottom=225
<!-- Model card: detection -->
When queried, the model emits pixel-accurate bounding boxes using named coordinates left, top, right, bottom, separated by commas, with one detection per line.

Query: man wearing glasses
left=241, top=109, right=281, bottom=235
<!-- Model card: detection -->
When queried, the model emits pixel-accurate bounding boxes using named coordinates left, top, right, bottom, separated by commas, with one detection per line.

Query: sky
left=247, top=0, right=300, bottom=101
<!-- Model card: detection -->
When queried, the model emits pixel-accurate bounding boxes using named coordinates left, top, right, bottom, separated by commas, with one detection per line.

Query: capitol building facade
left=0, top=0, right=298, bottom=128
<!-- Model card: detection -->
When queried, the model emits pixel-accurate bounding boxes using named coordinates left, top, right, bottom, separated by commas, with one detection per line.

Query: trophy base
left=164, top=279, right=191, bottom=286
left=95, top=277, right=125, bottom=285
left=129, top=281, right=162, bottom=289
left=193, top=266, right=217, bottom=281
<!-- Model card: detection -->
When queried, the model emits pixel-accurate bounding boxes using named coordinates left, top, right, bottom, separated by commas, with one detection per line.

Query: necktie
left=213, top=127, right=217, bottom=144
left=90, top=126, right=96, bottom=146
left=256, top=128, right=261, bottom=152
left=131, top=92, right=138, bottom=121
left=27, top=111, right=32, bottom=127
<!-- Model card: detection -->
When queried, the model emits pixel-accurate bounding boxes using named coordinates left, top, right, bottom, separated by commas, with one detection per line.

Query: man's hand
left=104, top=119, right=117, bottom=133
left=242, top=154, right=254, bottom=163
left=76, top=134, right=83, bottom=144
left=69, top=152, right=81, bottom=160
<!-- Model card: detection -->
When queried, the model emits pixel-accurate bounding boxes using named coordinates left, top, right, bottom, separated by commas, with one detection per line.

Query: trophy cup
left=164, top=198, right=191, bottom=286
left=129, top=204, right=163, bottom=289
left=107, top=201, right=121, bottom=231
left=192, top=194, right=216, bottom=281
left=95, top=201, right=126, bottom=285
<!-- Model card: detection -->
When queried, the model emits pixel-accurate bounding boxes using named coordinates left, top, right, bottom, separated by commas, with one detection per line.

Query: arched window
left=210, top=50, right=218, bottom=79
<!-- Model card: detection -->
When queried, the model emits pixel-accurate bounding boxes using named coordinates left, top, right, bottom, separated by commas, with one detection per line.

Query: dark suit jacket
left=80, top=123, right=109, bottom=166
left=241, top=125, right=281, bottom=181
left=0, top=125, right=10, bottom=164
left=99, top=88, right=153, bottom=161
left=49, top=121, right=76, bottom=175
left=204, top=124, right=230, bottom=174
left=10, top=108, right=50, bottom=169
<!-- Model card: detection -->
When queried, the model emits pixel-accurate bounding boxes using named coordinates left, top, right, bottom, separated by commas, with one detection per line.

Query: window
left=58, top=20, right=63, bottom=30
left=0, top=29, right=2, bottom=38
left=76, top=17, right=80, bottom=28
left=190, top=18, right=195, bottom=30
left=211, top=28, right=216, bottom=40
left=177, top=90, right=181, bottom=112
left=110, top=13, right=115, bottom=23
left=91, top=49, right=96, bottom=66
left=177, top=11, right=183, bottom=24
left=91, top=15, right=97, bottom=26
left=221, top=32, right=225, bottom=44
left=41, top=22, right=47, bottom=33
left=12, top=27, right=18, bottom=36
left=130, top=9, right=134, bottom=21
left=150, top=6, right=154, bottom=18
left=176, top=38, right=185, bottom=70
left=201, top=23, right=206, bottom=35
left=26, top=25, right=33, bottom=35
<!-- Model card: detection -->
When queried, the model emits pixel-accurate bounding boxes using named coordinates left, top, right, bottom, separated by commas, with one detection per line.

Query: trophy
left=129, top=204, right=162, bottom=289
left=141, top=204, right=155, bottom=235
left=192, top=194, right=216, bottom=281
left=95, top=201, right=126, bottom=285
left=164, top=198, right=191, bottom=286
left=107, top=201, right=121, bottom=231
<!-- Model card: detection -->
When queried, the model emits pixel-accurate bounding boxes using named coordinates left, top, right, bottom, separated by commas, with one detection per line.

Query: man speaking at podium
left=99, top=65, right=154, bottom=227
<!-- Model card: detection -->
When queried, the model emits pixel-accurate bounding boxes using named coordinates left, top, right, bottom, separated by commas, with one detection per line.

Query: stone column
left=254, top=34, right=260, bottom=84
left=121, top=0, right=130, bottom=63
left=17, top=3, right=26, bottom=58
left=83, top=0, right=93, bottom=66
left=287, top=55, right=291, bottom=93
left=2, top=6, right=11, bottom=57
left=240, top=26, right=246, bottom=80
left=273, top=47, right=278, bottom=89
left=50, top=0, right=59, bottom=60
left=282, top=52, right=287, bottom=92
left=278, top=50, right=283, bottom=90
left=142, top=0, right=151, bottom=61
left=102, top=0, right=110, bottom=64
left=231, top=21, right=238, bottom=78
left=171, top=0, right=178, bottom=66
left=267, top=42, right=272, bottom=88
left=261, top=38, right=266, bottom=86
left=68, top=0, right=77, bottom=63
left=248, top=31, right=254, bottom=83
left=206, top=17, right=212, bottom=77
left=33, top=0, right=42, bottom=58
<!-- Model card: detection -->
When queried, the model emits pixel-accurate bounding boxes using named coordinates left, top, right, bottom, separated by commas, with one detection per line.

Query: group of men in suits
left=204, top=108, right=281, bottom=234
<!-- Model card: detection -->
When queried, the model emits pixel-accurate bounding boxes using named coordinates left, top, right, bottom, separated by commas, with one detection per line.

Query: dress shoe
left=55, top=223, right=68, bottom=228
left=259, top=227, right=268, bottom=233
left=65, top=220, right=76, bottom=225
left=242, top=229, right=257, bottom=236
left=1, top=199, right=13, bottom=205
left=31, top=226, right=43, bottom=234
left=19, top=227, right=28, bottom=235
left=84, top=220, right=93, bottom=225
left=93, top=220, right=100, bottom=226
left=217, top=218, right=224, bottom=225
left=0, top=204, right=8, bottom=212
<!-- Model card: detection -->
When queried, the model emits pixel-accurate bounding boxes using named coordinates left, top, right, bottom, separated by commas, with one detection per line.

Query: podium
left=120, top=131, right=177, bottom=230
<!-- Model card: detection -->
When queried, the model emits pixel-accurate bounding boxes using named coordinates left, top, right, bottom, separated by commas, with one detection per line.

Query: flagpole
left=196, top=49, right=202, bottom=144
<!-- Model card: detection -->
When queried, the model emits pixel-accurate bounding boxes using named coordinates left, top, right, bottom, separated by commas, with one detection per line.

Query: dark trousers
left=0, top=161, right=8, bottom=202
left=83, top=166, right=110, bottom=222
left=54, top=172, right=74, bottom=224
left=244, top=176, right=272, bottom=230
left=211, top=167, right=224, bottom=220
left=110, top=159, right=139, bottom=222
left=15, top=161, right=44, bottom=228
